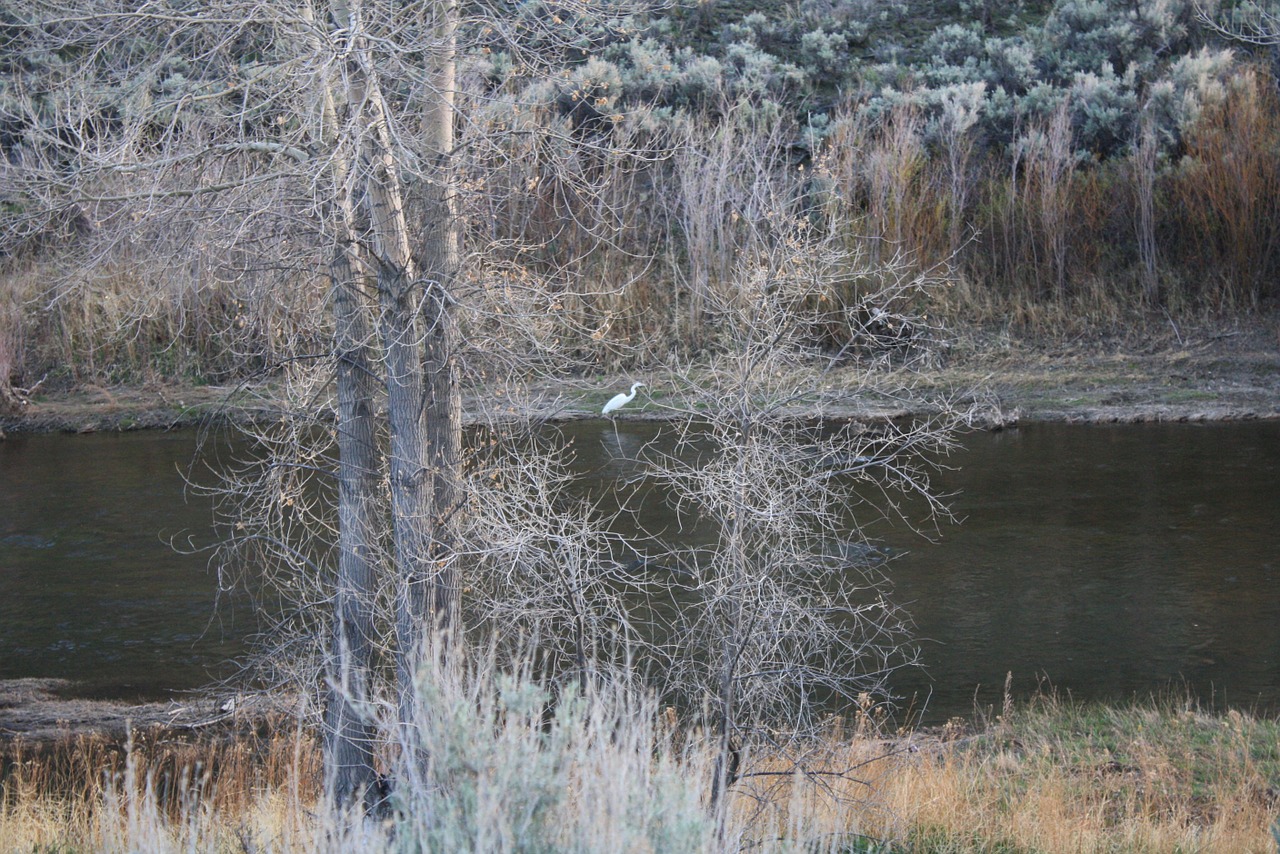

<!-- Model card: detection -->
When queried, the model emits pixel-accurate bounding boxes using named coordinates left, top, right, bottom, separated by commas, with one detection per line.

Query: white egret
left=602, top=382, right=645, bottom=416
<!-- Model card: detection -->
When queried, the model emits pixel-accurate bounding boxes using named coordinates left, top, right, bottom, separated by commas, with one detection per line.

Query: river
left=1, top=421, right=1277, bottom=722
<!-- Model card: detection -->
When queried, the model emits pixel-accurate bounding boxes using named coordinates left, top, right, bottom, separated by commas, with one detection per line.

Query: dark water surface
left=1, top=421, right=1277, bottom=721
left=0, top=430, right=251, bottom=699
left=875, top=420, right=1280, bottom=721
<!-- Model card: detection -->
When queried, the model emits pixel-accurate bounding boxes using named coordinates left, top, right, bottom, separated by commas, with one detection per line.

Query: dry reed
left=5, top=66, right=1280, bottom=389
left=2, top=690, right=1276, bottom=853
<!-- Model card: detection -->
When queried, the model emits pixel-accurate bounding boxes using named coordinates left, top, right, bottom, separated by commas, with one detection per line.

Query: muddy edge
left=3, top=327, right=1280, bottom=435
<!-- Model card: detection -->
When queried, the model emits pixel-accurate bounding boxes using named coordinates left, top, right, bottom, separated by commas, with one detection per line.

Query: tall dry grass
left=868, top=695, right=1280, bottom=853
left=6, top=65, right=1280, bottom=390
left=0, top=265, right=23, bottom=408
left=2, top=675, right=1277, bottom=853
left=1, top=718, right=320, bottom=852
left=1, top=254, right=327, bottom=390
left=1169, top=67, right=1280, bottom=309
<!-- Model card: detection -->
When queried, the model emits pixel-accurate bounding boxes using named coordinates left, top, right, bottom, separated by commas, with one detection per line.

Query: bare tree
left=3, top=3, right=978, bottom=840
left=512, top=117, right=976, bottom=832
left=1198, top=0, right=1280, bottom=46
left=646, top=231, right=971, bottom=833
left=3, top=0, right=677, bottom=808
left=2, top=0, right=493, bottom=810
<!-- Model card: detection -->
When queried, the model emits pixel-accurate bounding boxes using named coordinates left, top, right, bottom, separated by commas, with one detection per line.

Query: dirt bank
left=916, top=323, right=1280, bottom=424
left=0, top=679, right=290, bottom=746
left=3, top=321, right=1278, bottom=435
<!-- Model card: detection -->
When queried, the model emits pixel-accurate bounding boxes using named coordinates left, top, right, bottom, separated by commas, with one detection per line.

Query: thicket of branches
left=0, top=0, right=1009, bottom=844
left=5, top=1, right=1280, bottom=403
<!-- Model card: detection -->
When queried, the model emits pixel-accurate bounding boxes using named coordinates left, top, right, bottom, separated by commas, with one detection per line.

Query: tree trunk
left=306, top=1, right=381, bottom=807
left=376, top=256, right=436, bottom=730
left=324, top=247, right=381, bottom=809
left=333, top=0, right=462, bottom=747
left=327, top=0, right=432, bottom=736
left=417, top=0, right=462, bottom=635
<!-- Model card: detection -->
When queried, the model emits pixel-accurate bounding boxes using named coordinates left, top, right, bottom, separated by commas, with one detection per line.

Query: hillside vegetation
left=1, top=0, right=1277, bottom=394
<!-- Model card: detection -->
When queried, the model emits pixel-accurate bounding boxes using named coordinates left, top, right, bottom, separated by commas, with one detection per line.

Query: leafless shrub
left=594, top=204, right=973, bottom=824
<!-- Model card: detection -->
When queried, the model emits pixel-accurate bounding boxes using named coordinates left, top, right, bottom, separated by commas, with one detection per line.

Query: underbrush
left=879, top=694, right=1280, bottom=853
left=5, top=65, right=1280, bottom=395
left=2, top=680, right=1277, bottom=853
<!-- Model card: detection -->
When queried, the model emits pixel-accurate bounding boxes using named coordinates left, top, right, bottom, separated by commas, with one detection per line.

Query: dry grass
left=1, top=719, right=320, bottom=853
left=2, top=692, right=1277, bottom=853
left=847, top=695, right=1280, bottom=853
left=7, top=66, right=1280, bottom=392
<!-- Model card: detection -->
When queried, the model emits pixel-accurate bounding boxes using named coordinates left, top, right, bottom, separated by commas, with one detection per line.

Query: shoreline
left=3, top=329, right=1279, bottom=435
left=0, top=679, right=292, bottom=746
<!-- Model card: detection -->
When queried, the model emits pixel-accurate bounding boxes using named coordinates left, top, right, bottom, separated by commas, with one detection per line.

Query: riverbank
left=2, top=319, right=1278, bottom=435
left=2, top=690, right=1277, bottom=852
left=0, top=679, right=292, bottom=746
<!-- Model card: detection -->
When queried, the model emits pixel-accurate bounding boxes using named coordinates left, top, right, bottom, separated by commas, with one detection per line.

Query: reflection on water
left=1, top=420, right=1277, bottom=721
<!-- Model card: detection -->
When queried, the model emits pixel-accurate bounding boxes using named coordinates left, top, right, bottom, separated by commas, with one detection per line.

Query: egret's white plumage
left=602, top=382, right=645, bottom=416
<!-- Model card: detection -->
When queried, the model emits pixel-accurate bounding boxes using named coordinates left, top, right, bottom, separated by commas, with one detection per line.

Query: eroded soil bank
left=3, top=320, right=1279, bottom=436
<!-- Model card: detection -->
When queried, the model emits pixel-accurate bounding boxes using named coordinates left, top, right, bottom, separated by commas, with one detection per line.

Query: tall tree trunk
left=305, top=0, right=381, bottom=807
left=324, top=247, right=380, bottom=809
left=361, top=98, right=435, bottom=730
left=325, top=0, right=461, bottom=776
left=376, top=256, right=435, bottom=730
left=417, top=0, right=462, bottom=635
